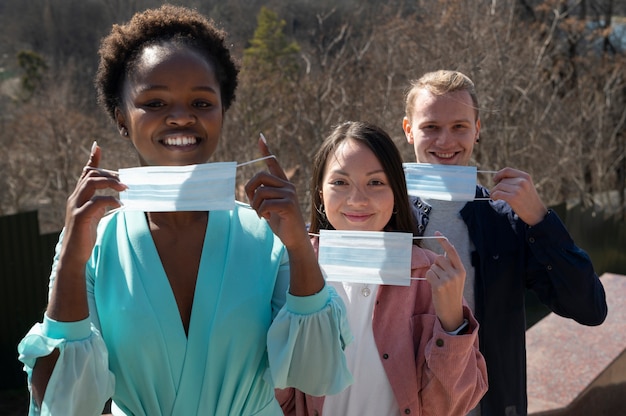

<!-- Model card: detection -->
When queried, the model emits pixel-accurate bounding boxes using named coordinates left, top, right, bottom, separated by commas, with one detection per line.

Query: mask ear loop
left=475, top=170, right=498, bottom=201
left=235, top=154, right=282, bottom=211
left=408, top=235, right=451, bottom=280
left=236, top=155, right=277, bottom=167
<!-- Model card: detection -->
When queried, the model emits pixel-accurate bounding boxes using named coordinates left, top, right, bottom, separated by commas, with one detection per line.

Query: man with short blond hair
left=402, top=70, right=607, bottom=416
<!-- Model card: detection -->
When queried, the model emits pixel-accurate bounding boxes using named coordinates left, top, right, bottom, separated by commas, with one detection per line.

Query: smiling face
left=115, top=43, right=223, bottom=166
left=403, top=88, right=480, bottom=166
left=320, top=138, right=394, bottom=232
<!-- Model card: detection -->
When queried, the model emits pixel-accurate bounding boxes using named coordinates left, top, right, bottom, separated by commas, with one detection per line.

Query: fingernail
left=91, top=141, right=98, bottom=155
left=259, top=133, right=267, bottom=144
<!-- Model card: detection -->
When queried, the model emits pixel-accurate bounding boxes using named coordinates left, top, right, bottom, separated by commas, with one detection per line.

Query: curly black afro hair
left=95, top=4, right=239, bottom=121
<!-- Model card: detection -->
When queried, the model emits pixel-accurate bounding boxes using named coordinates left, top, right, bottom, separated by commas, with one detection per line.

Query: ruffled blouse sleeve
left=17, top=315, right=114, bottom=416
left=17, top=231, right=114, bottom=416
left=266, top=256, right=353, bottom=397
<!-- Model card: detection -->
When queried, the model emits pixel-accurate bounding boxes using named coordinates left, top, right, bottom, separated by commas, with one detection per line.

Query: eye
left=421, top=124, right=438, bottom=131
left=369, top=179, right=386, bottom=186
left=330, top=179, right=347, bottom=186
left=193, top=99, right=214, bottom=109
left=143, top=100, right=165, bottom=109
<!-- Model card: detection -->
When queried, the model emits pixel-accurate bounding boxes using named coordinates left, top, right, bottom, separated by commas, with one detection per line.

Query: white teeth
left=436, top=152, right=455, bottom=159
left=163, top=136, right=197, bottom=146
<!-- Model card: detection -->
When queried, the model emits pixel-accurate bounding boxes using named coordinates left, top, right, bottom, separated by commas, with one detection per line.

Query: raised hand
left=244, top=135, right=309, bottom=250
left=47, top=142, right=126, bottom=321
left=61, top=142, right=127, bottom=265
left=244, top=134, right=324, bottom=296
left=491, top=167, right=548, bottom=226
left=425, top=232, right=466, bottom=332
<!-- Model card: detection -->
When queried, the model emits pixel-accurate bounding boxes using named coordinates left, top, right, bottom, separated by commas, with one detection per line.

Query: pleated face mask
left=118, top=162, right=237, bottom=212
left=403, top=163, right=478, bottom=201
left=317, top=230, right=415, bottom=286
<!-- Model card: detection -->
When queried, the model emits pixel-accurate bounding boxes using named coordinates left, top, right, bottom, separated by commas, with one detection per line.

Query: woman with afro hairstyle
left=18, top=5, right=352, bottom=415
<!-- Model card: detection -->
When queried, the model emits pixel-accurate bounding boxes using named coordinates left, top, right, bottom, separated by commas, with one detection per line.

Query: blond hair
left=405, top=70, right=479, bottom=120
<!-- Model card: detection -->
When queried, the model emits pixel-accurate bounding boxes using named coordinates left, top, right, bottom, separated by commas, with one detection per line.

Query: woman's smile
left=343, top=212, right=374, bottom=222
left=159, top=134, right=201, bottom=151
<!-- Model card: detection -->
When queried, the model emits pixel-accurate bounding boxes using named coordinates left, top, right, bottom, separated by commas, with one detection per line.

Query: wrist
left=445, top=318, right=469, bottom=336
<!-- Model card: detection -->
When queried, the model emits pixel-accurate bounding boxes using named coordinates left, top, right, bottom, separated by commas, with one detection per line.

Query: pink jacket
left=277, top=243, right=488, bottom=416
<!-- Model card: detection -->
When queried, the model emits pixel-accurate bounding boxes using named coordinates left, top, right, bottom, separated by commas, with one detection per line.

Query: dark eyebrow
left=328, top=168, right=385, bottom=176
left=136, top=85, right=219, bottom=94
left=192, top=86, right=219, bottom=93
left=366, top=169, right=385, bottom=176
left=328, top=168, right=349, bottom=176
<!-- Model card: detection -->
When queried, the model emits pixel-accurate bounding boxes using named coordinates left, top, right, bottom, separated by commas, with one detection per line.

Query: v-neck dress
left=18, top=203, right=353, bottom=416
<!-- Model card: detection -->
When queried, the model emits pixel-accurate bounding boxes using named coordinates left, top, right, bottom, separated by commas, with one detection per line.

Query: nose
left=434, top=127, right=453, bottom=146
left=166, top=105, right=196, bottom=126
left=347, top=185, right=369, bottom=206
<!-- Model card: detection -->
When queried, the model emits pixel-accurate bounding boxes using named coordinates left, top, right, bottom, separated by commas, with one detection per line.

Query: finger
left=82, top=174, right=127, bottom=191
left=246, top=178, right=296, bottom=212
left=258, top=134, right=288, bottom=181
left=87, top=141, right=101, bottom=168
left=433, top=231, right=462, bottom=268
left=492, top=167, right=514, bottom=183
left=80, top=142, right=101, bottom=181
left=82, top=166, right=120, bottom=179
left=254, top=198, right=287, bottom=221
left=243, top=172, right=274, bottom=206
left=493, top=167, right=528, bottom=184
left=80, top=195, right=123, bottom=215
left=425, top=268, right=440, bottom=283
left=73, top=175, right=128, bottom=206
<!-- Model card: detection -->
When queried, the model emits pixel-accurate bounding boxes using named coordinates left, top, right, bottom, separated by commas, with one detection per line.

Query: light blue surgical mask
left=317, top=230, right=424, bottom=286
left=403, top=163, right=494, bottom=201
left=118, top=162, right=237, bottom=212
left=116, top=156, right=275, bottom=212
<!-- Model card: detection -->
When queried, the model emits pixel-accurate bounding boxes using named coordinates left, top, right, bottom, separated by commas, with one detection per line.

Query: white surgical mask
left=118, top=162, right=237, bottom=212
left=317, top=230, right=415, bottom=286
left=403, top=163, right=477, bottom=201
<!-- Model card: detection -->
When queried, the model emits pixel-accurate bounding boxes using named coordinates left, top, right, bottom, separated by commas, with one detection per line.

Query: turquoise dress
left=18, top=203, right=353, bottom=416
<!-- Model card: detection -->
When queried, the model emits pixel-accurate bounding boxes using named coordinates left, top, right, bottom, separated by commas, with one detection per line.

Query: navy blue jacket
left=411, top=186, right=607, bottom=416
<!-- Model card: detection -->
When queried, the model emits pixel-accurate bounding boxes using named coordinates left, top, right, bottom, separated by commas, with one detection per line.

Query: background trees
left=0, top=0, right=624, bottom=233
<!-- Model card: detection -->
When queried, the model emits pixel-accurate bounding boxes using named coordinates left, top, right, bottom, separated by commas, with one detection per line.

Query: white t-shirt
left=323, top=282, right=399, bottom=415
left=420, top=198, right=480, bottom=416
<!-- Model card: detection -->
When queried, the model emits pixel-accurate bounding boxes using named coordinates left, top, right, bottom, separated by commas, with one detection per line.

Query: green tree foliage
left=16, top=50, right=47, bottom=100
left=222, top=7, right=303, bottom=202
left=243, top=6, right=300, bottom=77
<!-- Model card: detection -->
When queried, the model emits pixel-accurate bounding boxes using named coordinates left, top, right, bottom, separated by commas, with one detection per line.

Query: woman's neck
left=146, top=211, right=208, bottom=229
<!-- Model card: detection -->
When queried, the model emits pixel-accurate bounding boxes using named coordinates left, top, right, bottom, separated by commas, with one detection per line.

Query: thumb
left=87, top=141, right=101, bottom=168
